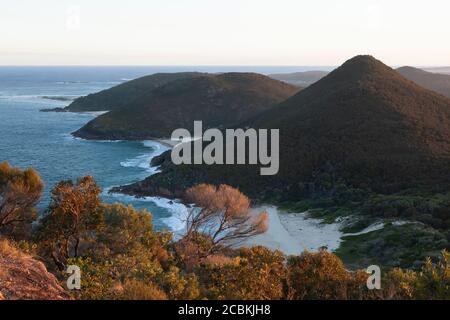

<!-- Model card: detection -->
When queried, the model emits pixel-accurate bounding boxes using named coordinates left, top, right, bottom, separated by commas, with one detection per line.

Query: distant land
left=41, top=96, right=78, bottom=102
left=423, top=67, right=450, bottom=74
left=268, top=66, right=450, bottom=98
left=73, top=73, right=300, bottom=140
left=397, top=66, right=450, bottom=98
left=43, top=72, right=206, bottom=112
left=268, top=71, right=329, bottom=87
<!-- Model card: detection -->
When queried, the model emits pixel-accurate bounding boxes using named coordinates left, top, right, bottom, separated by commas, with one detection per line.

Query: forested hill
left=121, top=55, right=450, bottom=201
left=397, top=66, right=450, bottom=99
left=73, top=73, right=300, bottom=140
left=61, top=72, right=206, bottom=112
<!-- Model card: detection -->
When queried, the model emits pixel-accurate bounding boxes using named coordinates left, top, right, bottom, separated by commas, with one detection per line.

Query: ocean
left=0, top=66, right=330, bottom=231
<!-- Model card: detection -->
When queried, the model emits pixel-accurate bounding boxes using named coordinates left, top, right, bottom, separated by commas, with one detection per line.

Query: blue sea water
left=0, top=66, right=330, bottom=231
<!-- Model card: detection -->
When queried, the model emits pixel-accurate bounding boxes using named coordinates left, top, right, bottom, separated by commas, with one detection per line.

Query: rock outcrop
left=0, top=239, right=67, bottom=300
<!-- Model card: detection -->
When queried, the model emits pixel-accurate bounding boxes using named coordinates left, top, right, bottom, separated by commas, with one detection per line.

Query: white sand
left=240, top=207, right=419, bottom=255
left=241, top=206, right=343, bottom=255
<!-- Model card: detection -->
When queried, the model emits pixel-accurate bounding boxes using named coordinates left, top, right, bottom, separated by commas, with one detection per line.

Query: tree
left=37, top=176, right=102, bottom=269
left=197, top=246, right=287, bottom=300
left=383, top=250, right=450, bottom=300
left=97, top=203, right=171, bottom=257
left=184, top=184, right=268, bottom=255
left=0, top=162, right=43, bottom=238
left=415, top=250, right=450, bottom=299
left=64, top=203, right=173, bottom=300
left=383, top=267, right=417, bottom=299
left=286, top=251, right=362, bottom=300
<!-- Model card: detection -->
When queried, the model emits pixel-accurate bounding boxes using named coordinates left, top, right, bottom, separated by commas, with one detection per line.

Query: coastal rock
left=40, top=107, right=67, bottom=112
left=150, top=153, right=166, bottom=167
left=0, top=239, right=68, bottom=300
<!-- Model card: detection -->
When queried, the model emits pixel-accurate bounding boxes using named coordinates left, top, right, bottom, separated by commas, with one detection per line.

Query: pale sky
left=1, top=0, right=449, bottom=66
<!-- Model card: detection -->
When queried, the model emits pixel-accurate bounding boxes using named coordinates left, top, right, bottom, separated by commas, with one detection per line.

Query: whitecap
left=120, top=140, right=170, bottom=173
left=105, top=189, right=189, bottom=233
left=62, top=133, right=83, bottom=141
left=93, top=139, right=123, bottom=143
left=78, top=111, right=109, bottom=116
left=149, top=197, right=190, bottom=233
left=107, top=140, right=191, bottom=232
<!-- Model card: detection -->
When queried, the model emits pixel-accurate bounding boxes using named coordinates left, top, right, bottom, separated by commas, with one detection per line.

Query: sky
left=1, top=0, right=449, bottom=66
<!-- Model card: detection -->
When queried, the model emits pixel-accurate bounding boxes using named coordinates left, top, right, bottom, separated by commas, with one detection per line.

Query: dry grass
left=0, top=238, right=19, bottom=281
left=203, top=254, right=234, bottom=267
left=0, top=238, right=24, bottom=259
left=120, top=280, right=167, bottom=300
left=0, top=237, right=67, bottom=300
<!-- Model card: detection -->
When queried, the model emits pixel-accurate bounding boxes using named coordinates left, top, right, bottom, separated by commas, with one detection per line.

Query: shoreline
left=98, top=136, right=346, bottom=255
left=240, top=205, right=343, bottom=255
left=66, top=131, right=346, bottom=255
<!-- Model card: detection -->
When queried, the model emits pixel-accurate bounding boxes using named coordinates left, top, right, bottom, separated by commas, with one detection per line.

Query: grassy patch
left=335, top=223, right=448, bottom=270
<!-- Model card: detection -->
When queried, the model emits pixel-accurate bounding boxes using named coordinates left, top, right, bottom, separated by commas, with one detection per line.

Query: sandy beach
left=140, top=140, right=345, bottom=254
left=140, top=140, right=346, bottom=254
left=241, top=206, right=343, bottom=255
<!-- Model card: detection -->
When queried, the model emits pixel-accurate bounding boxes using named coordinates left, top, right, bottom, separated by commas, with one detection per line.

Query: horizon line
left=0, top=64, right=337, bottom=67
left=1, top=64, right=449, bottom=68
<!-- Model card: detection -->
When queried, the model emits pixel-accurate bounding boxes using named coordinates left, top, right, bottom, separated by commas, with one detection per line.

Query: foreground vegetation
left=1, top=162, right=449, bottom=300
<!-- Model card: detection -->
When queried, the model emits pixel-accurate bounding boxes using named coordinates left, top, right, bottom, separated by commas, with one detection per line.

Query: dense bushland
left=0, top=162, right=448, bottom=300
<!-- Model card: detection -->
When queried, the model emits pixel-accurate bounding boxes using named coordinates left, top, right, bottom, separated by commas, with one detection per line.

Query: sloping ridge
left=252, top=55, right=450, bottom=186
left=73, top=72, right=300, bottom=140
left=397, top=66, right=450, bottom=99
left=64, top=72, right=206, bottom=112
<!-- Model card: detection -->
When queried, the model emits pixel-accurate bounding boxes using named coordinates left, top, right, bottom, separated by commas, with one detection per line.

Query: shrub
left=120, top=280, right=167, bottom=300
left=287, top=251, right=355, bottom=300
left=0, top=162, right=43, bottom=239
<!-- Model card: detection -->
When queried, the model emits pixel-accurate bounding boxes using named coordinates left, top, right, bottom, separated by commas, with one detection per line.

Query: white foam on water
left=105, top=140, right=190, bottom=232
left=120, top=140, right=170, bottom=173
left=62, top=133, right=84, bottom=141
left=149, top=197, right=189, bottom=233
left=105, top=188, right=189, bottom=233
left=78, top=111, right=110, bottom=116
left=93, top=139, right=123, bottom=143
left=120, top=153, right=156, bottom=172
